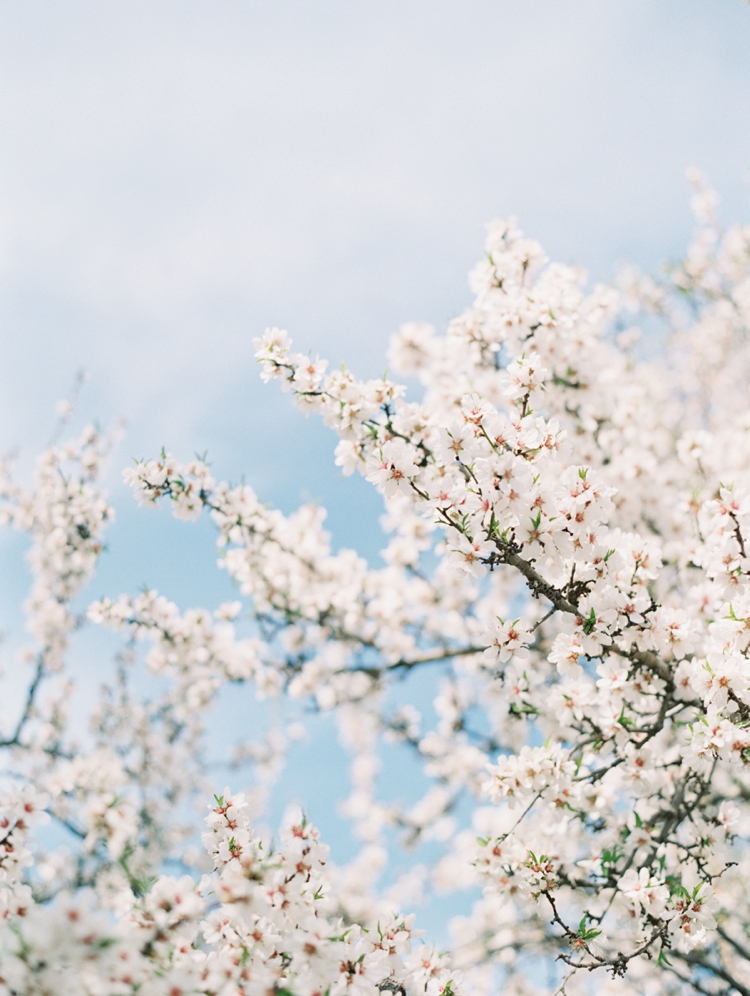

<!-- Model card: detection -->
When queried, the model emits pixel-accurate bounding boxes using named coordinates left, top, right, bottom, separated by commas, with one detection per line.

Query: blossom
left=366, top=439, right=420, bottom=498
left=482, top=617, right=532, bottom=663
left=619, top=867, right=669, bottom=918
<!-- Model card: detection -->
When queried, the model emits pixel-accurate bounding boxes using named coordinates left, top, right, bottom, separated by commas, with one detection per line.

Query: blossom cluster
left=2, top=174, right=750, bottom=995
left=0, top=790, right=447, bottom=996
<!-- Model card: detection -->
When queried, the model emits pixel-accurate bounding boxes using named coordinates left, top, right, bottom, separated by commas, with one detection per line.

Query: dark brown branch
left=0, top=654, right=45, bottom=748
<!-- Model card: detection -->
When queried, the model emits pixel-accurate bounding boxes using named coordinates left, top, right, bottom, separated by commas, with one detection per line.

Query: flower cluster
left=3, top=177, right=750, bottom=995
left=0, top=791, right=443, bottom=996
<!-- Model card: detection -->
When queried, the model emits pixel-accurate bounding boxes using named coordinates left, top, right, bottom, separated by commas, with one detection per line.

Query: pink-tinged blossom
left=365, top=439, right=420, bottom=498
left=482, top=617, right=532, bottom=664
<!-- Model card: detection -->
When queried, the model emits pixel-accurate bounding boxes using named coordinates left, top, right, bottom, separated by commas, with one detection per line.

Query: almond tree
left=2, top=171, right=750, bottom=995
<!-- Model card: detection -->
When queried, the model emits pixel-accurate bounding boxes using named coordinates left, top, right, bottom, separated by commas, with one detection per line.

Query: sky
left=2, top=0, right=750, bottom=926
left=2, top=1, right=750, bottom=529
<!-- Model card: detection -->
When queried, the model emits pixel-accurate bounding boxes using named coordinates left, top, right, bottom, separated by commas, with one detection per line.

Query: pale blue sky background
left=2, top=0, right=750, bottom=928
left=2, top=1, right=750, bottom=523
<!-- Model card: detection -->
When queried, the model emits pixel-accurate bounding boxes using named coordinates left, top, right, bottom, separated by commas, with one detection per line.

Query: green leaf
left=582, top=607, right=597, bottom=634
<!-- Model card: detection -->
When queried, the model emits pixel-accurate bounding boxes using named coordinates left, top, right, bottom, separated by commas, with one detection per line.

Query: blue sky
left=2, top=1, right=750, bottom=522
left=2, top=0, right=750, bottom=927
